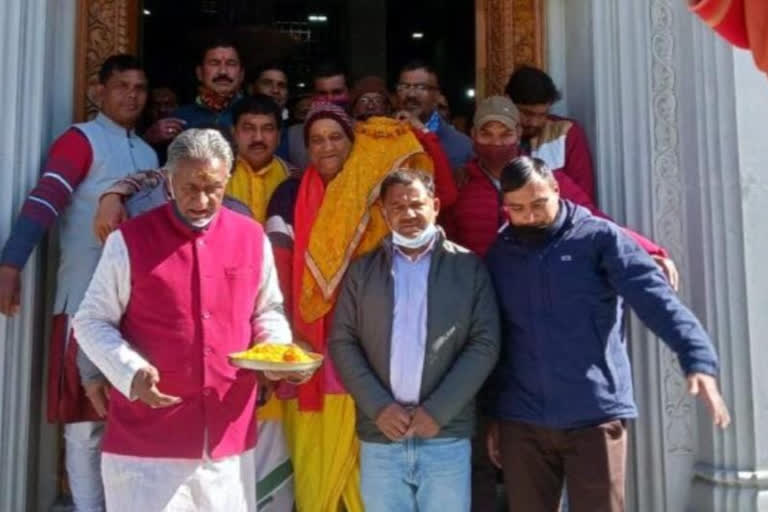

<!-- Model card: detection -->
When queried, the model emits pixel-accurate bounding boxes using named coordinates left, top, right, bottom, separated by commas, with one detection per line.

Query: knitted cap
left=303, top=100, right=355, bottom=146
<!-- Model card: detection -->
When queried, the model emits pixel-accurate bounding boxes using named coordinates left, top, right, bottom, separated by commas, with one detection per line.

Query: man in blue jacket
left=484, top=157, right=730, bottom=512
left=395, top=60, right=474, bottom=172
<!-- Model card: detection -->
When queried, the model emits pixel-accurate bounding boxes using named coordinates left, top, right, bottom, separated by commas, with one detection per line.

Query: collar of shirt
left=96, top=112, right=136, bottom=137
left=392, top=234, right=437, bottom=264
left=425, top=110, right=441, bottom=133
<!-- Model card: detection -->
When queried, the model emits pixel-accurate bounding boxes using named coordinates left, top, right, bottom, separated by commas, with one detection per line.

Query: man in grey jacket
left=329, top=169, right=500, bottom=512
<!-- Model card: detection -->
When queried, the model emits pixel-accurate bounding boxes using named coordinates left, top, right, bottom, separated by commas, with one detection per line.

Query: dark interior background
left=140, top=0, right=476, bottom=119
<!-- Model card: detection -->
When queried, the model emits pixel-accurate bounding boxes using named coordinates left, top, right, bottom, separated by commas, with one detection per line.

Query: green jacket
left=328, top=233, right=501, bottom=443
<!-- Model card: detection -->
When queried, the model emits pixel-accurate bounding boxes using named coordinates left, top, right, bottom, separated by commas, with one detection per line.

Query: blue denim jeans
left=360, top=437, right=471, bottom=512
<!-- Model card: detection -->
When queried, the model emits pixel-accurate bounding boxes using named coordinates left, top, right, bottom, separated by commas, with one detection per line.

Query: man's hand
left=143, top=118, right=186, bottom=145
left=375, top=403, right=412, bottom=441
left=408, top=406, right=440, bottom=439
left=263, top=369, right=314, bottom=385
left=256, top=373, right=276, bottom=403
left=486, top=420, right=502, bottom=469
left=84, top=379, right=110, bottom=418
left=688, top=373, right=731, bottom=428
left=93, top=193, right=127, bottom=243
left=652, top=255, right=680, bottom=291
left=394, top=110, right=427, bottom=132
left=0, top=265, right=21, bottom=317
left=130, top=366, right=182, bottom=408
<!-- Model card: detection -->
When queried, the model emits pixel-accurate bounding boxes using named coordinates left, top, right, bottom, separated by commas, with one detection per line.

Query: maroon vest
left=102, top=203, right=264, bottom=459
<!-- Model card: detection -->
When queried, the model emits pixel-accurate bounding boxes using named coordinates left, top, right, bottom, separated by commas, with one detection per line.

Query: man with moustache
left=226, top=94, right=295, bottom=223
left=396, top=60, right=473, bottom=171
left=90, top=98, right=296, bottom=508
left=144, top=38, right=245, bottom=148
left=73, top=129, right=306, bottom=511
left=345, top=75, right=458, bottom=210
left=330, top=169, right=500, bottom=512
left=0, top=54, right=158, bottom=512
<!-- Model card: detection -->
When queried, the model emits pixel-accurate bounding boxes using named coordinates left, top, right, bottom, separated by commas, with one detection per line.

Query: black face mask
left=506, top=224, right=553, bottom=245
left=507, top=202, right=566, bottom=246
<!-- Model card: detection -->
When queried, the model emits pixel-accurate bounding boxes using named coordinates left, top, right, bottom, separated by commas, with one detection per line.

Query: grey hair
left=165, top=128, right=234, bottom=175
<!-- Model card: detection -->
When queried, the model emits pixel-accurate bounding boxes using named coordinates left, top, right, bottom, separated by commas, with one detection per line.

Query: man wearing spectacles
left=349, top=76, right=393, bottom=121
left=396, top=60, right=473, bottom=173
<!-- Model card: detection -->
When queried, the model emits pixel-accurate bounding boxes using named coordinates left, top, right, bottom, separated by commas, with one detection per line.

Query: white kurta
left=73, top=229, right=292, bottom=512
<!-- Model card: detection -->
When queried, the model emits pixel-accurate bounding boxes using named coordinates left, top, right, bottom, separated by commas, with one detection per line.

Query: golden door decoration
left=476, top=0, right=547, bottom=99
left=74, top=0, right=140, bottom=122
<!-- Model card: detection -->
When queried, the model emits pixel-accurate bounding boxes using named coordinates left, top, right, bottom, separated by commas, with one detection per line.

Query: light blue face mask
left=391, top=223, right=438, bottom=250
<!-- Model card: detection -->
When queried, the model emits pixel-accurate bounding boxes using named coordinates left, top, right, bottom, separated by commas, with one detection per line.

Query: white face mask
left=391, top=223, right=438, bottom=250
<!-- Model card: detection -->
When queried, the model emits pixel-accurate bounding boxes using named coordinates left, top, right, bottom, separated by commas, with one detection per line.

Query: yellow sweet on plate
left=232, top=343, right=314, bottom=363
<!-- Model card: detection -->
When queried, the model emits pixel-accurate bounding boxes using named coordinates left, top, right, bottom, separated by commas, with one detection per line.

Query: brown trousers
left=499, top=419, right=626, bottom=512
left=472, top=416, right=501, bottom=511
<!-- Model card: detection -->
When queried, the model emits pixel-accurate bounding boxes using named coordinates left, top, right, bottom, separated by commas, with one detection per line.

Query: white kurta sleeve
left=73, top=230, right=149, bottom=399
left=251, top=236, right=292, bottom=344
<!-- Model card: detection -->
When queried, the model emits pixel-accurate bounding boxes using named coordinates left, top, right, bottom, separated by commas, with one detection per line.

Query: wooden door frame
left=74, top=0, right=140, bottom=122
left=475, top=0, right=547, bottom=99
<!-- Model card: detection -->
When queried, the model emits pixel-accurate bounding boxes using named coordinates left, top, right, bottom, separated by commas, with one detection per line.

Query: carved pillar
left=587, top=0, right=768, bottom=510
left=475, top=0, right=547, bottom=99
left=74, top=0, right=140, bottom=121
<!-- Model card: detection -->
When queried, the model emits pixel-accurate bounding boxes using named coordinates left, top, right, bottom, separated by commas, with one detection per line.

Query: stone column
left=551, top=0, right=768, bottom=510
left=589, top=3, right=692, bottom=509
left=686, top=35, right=768, bottom=512
left=0, top=1, right=76, bottom=511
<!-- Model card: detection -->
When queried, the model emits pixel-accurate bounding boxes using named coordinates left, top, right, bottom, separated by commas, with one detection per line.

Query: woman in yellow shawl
left=265, top=102, right=446, bottom=511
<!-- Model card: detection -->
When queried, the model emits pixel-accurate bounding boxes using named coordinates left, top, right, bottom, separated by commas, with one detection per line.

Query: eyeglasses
left=396, top=82, right=437, bottom=93
left=358, top=95, right=388, bottom=107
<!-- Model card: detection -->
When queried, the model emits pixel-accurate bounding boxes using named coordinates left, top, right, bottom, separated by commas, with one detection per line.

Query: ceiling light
left=412, top=32, right=424, bottom=39
left=308, top=14, right=328, bottom=22
left=466, top=88, right=476, bottom=98
left=143, top=9, right=151, bottom=15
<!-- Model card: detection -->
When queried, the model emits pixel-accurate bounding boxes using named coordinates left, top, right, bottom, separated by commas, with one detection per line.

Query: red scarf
left=196, top=85, right=236, bottom=112
left=292, top=166, right=332, bottom=410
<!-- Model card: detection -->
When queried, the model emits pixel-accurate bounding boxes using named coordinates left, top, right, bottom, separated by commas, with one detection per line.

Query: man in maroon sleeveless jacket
left=73, top=129, right=307, bottom=511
